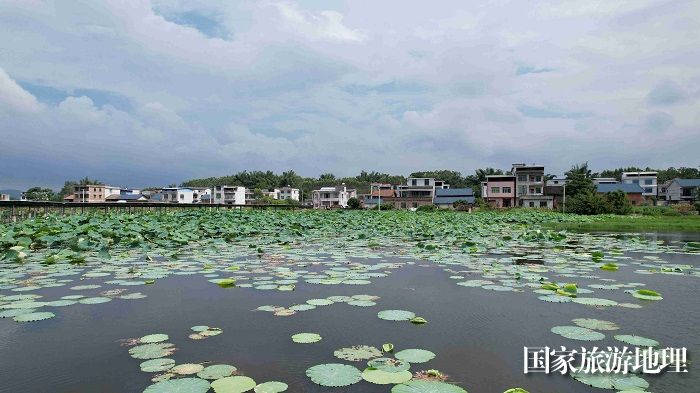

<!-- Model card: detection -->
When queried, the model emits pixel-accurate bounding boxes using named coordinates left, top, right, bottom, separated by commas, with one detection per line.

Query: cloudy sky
left=1, top=0, right=698, bottom=189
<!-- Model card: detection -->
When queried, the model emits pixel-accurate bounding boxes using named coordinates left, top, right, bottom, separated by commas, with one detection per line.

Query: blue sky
left=0, top=0, right=698, bottom=189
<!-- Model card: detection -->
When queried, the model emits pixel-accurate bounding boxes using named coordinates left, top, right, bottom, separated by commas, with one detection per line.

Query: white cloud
left=271, top=2, right=366, bottom=42
left=0, top=67, right=41, bottom=113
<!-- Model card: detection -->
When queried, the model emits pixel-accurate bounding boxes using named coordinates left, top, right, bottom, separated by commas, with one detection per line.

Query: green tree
left=23, top=187, right=55, bottom=201
left=347, top=197, right=361, bottom=209
left=605, top=190, right=632, bottom=215
left=565, top=162, right=595, bottom=198
left=567, top=190, right=610, bottom=215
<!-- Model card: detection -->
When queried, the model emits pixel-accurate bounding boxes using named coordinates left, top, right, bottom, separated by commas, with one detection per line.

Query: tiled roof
left=433, top=196, right=475, bottom=205
left=596, top=183, right=644, bottom=194
left=675, top=179, right=700, bottom=187
left=435, top=188, right=474, bottom=197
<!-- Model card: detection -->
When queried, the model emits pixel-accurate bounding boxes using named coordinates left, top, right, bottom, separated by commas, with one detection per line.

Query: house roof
left=371, top=189, right=395, bottom=197
left=597, top=183, right=644, bottom=194
left=433, top=196, right=475, bottom=205
left=435, top=188, right=474, bottom=197
left=106, top=194, right=146, bottom=201
left=675, top=178, right=700, bottom=187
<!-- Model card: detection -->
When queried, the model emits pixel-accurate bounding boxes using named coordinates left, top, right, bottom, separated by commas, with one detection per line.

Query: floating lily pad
left=13, top=311, right=55, bottom=322
left=572, top=318, right=619, bottom=331
left=614, top=335, right=659, bottom=347
left=143, top=377, right=210, bottom=393
left=292, top=333, right=322, bottom=343
left=367, top=357, right=410, bottom=372
left=306, top=363, right=362, bottom=387
left=197, top=364, right=237, bottom=380
left=571, top=297, right=618, bottom=307
left=172, top=363, right=205, bottom=375
left=254, top=381, right=288, bottom=393
left=378, top=310, right=416, bottom=321
left=129, top=343, right=176, bottom=359
left=392, top=380, right=467, bottom=393
left=551, top=326, right=605, bottom=341
left=571, top=372, right=649, bottom=390
left=140, top=334, right=169, bottom=343
left=394, top=349, right=436, bottom=363
left=211, top=376, right=257, bottom=393
left=334, top=345, right=383, bottom=361
left=140, top=358, right=176, bottom=373
left=362, top=368, right=413, bottom=384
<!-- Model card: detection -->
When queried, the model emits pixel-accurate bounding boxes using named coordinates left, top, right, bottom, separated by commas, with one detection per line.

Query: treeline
left=180, top=168, right=508, bottom=199
left=596, top=167, right=700, bottom=183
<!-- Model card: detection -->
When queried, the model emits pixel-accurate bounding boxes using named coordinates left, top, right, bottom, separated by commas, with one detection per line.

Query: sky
left=0, top=0, right=699, bottom=190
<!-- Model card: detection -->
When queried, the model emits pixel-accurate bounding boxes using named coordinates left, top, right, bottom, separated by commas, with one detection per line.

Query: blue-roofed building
left=433, top=188, right=475, bottom=209
left=596, top=183, right=644, bottom=204
left=105, top=194, right=148, bottom=203
left=665, top=178, right=700, bottom=203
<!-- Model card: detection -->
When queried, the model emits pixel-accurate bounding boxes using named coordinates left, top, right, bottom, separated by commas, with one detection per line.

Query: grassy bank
left=544, top=214, right=700, bottom=233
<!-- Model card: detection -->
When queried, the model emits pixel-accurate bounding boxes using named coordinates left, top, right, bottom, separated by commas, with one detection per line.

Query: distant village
left=3, top=163, right=698, bottom=211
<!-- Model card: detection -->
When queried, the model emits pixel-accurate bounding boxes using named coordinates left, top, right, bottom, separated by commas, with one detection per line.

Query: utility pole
left=563, top=182, right=566, bottom=213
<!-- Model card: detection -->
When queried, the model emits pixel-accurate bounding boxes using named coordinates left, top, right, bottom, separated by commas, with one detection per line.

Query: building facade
left=665, top=179, right=700, bottom=204
left=278, top=187, right=300, bottom=201
left=212, top=185, right=246, bottom=205
left=385, top=178, right=449, bottom=209
left=597, top=183, right=645, bottom=205
left=433, top=188, right=475, bottom=209
left=312, top=185, right=357, bottom=208
left=511, top=164, right=554, bottom=208
left=482, top=175, right=516, bottom=208
left=621, top=171, right=657, bottom=198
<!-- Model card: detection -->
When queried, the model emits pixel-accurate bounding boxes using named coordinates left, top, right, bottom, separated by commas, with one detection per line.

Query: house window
left=503, top=199, right=511, bottom=207
left=412, top=179, right=417, bottom=186
left=412, top=202, right=418, bottom=208
left=644, top=188, right=653, bottom=194
left=216, top=193, right=221, bottom=198
left=529, top=202, right=535, bottom=207
left=424, top=179, right=429, bottom=186
left=536, top=176, right=542, bottom=182
left=632, top=179, right=639, bottom=184
left=180, top=194, right=184, bottom=199
left=535, top=187, right=542, bottom=193
left=502, top=187, right=512, bottom=193
left=644, top=179, right=653, bottom=185
left=519, top=186, right=527, bottom=195
left=491, top=187, right=500, bottom=194
left=400, top=202, right=407, bottom=209
left=518, top=175, right=526, bottom=182
left=540, top=201, right=547, bottom=207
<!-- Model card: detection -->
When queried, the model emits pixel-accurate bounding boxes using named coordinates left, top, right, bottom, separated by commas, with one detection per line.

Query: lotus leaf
left=362, top=368, right=413, bottom=384
left=306, top=363, right=362, bottom=387
left=129, top=343, right=176, bottom=359
left=211, top=376, right=257, bottom=393
left=143, top=378, right=211, bottom=393
left=378, top=309, right=416, bottom=321
left=334, top=345, right=383, bottom=361
left=614, top=335, right=659, bottom=347
left=550, top=326, right=605, bottom=341
left=140, top=358, right=176, bottom=373
left=572, top=318, right=619, bottom=331
left=197, top=364, right=237, bottom=380
left=391, top=380, right=467, bottom=393
left=395, top=349, right=436, bottom=363
left=254, top=381, right=288, bottom=393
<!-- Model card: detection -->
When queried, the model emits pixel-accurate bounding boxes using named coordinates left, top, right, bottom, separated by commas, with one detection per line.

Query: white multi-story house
left=161, top=187, right=197, bottom=203
left=621, top=171, right=657, bottom=198
left=592, top=178, right=618, bottom=185
left=312, top=184, right=357, bottom=208
left=511, top=163, right=553, bottom=208
left=278, top=187, right=300, bottom=201
left=212, top=185, right=246, bottom=205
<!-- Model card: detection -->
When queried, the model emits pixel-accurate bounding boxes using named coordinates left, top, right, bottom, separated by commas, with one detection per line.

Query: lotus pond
left=0, top=210, right=698, bottom=393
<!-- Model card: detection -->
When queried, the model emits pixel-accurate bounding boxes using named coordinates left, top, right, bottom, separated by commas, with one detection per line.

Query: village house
left=212, top=185, right=246, bottom=205
left=383, top=178, right=449, bottom=209
left=105, top=194, right=148, bottom=203
left=0, top=194, right=9, bottom=201
left=596, top=183, right=645, bottom=205
left=593, top=177, right=618, bottom=185
left=433, top=188, right=475, bottom=209
left=278, top=186, right=300, bottom=201
left=312, top=184, right=357, bottom=208
left=482, top=175, right=516, bottom=208
left=621, top=171, right=657, bottom=199
left=544, top=178, right=567, bottom=210
left=160, top=187, right=210, bottom=204
left=664, top=179, right=700, bottom=204
left=512, top=164, right=554, bottom=208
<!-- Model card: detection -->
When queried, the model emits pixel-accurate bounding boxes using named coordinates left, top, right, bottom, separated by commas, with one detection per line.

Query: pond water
left=1, top=227, right=699, bottom=393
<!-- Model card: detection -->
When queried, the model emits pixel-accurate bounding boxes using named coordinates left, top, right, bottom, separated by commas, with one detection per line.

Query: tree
left=23, top=187, right=55, bottom=201
left=278, top=170, right=302, bottom=188
left=347, top=197, right=361, bottom=209
left=565, top=162, right=595, bottom=198
left=605, top=190, right=632, bottom=215
left=79, top=177, right=103, bottom=185
left=567, top=190, right=610, bottom=215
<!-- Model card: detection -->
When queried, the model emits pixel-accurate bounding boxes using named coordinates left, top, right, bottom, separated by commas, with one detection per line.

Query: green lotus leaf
left=395, top=349, right=436, bottom=363
left=79, top=297, right=112, bottom=305
left=503, top=389, right=529, bottom=393
left=391, top=380, right=468, bottom=393
left=550, top=326, right=605, bottom=341
left=211, top=376, right=257, bottom=393
left=172, top=363, right=205, bottom=375
left=571, top=372, right=648, bottom=390
left=128, top=343, right=176, bottom=359
left=572, top=318, right=619, bottom=331
left=143, top=377, right=210, bottom=393
left=306, top=363, right=362, bottom=387
left=253, top=381, right=288, bottom=393
left=306, top=298, right=333, bottom=306
left=347, top=300, right=376, bottom=307
left=334, top=345, right=383, bottom=361
left=614, top=335, right=659, bottom=347
left=140, top=358, right=176, bottom=373
left=292, top=333, right=322, bottom=343
left=197, top=364, right=237, bottom=380
left=410, top=316, right=428, bottom=324
left=13, top=311, right=55, bottom=322
left=362, top=368, right=412, bottom=384
left=571, top=297, right=618, bottom=307
left=378, top=309, right=416, bottom=321
left=367, top=357, right=410, bottom=372
left=382, top=343, right=394, bottom=353
left=140, top=334, right=169, bottom=343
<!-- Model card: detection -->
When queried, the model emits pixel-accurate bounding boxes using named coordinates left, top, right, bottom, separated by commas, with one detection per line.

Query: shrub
left=671, top=203, right=698, bottom=215
left=567, top=191, right=610, bottom=215
left=347, top=197, right=361, bottom=209
left=604, top=190, right=632, bottom=215
left=416, top=204, right=438, bottom=212
left=452, top=200, right=472, bottom=211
